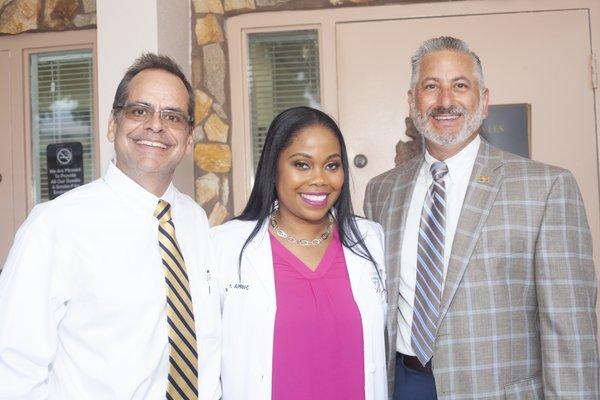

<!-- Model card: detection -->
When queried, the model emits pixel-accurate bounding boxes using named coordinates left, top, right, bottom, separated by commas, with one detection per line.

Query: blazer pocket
left=504, top=376, right=543, bottom=400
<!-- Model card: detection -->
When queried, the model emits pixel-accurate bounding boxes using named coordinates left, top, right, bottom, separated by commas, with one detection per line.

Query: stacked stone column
left=0, top=0, right=95, bottom=34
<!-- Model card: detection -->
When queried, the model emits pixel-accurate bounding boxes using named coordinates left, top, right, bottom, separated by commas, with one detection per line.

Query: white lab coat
left=210, top=217, right=388, bottom=400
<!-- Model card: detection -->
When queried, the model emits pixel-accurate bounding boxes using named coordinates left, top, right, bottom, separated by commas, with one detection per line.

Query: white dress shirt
left=0, top=163, right=221, bottom=400
left=396, top=136, right=480, bottom=356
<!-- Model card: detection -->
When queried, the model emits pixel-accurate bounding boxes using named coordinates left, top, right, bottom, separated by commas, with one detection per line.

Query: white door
left=336, top=9, right=600, bottom=271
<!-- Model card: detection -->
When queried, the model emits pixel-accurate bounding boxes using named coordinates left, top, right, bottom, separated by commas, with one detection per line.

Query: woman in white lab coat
left=211, top=106, right=387, bottom=400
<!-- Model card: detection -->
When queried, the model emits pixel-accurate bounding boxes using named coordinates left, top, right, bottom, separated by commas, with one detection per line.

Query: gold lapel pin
left=478, top=175, right=490, bottom=183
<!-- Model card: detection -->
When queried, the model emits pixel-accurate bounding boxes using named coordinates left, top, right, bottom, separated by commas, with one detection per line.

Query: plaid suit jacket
left=364, top=139, right=599, bottom=399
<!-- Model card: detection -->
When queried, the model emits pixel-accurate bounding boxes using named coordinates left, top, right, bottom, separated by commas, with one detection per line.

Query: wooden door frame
left=0, top=29, right=98, bottom=221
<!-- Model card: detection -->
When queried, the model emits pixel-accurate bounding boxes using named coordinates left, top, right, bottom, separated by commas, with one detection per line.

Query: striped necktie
left=154, top=200, right=199, bottom=400
left=411, top=161, right=448, bottom=366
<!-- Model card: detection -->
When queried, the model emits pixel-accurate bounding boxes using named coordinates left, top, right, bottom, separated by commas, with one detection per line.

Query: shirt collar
left=103, top=162, right=176, bottom=217
left=423, top=135, right=481, bottom=183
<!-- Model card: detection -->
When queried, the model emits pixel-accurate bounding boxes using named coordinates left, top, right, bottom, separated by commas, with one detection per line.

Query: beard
left=410, top=96, right=486, bottom=148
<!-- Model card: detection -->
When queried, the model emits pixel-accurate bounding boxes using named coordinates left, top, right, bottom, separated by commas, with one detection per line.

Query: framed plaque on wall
left=481, top=103, right=531, bottom=158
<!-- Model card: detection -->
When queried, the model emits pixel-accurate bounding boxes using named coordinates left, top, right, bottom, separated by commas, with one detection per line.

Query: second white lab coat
left=210, top=217, right=387, bottom=400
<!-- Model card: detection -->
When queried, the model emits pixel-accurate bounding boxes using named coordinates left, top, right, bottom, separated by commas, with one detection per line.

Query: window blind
left=247, top=30, right=321, bottom=173
left=30, top=49, right=95, bottom=204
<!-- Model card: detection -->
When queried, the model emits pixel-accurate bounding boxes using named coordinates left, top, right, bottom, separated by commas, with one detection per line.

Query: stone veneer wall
left=191, top=0, right=450, bottom=226
left=0, top=0, right=95, bottom=34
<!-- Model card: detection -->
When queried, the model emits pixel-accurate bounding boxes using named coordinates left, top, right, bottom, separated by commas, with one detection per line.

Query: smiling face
left=107, top=69, right=192, bottom=195
left=409, top=50, right=489, bottom=159
left=275, top=124, right=344, bottom=229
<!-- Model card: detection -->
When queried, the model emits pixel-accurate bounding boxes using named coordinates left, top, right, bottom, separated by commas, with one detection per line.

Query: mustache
left=427, top=106, right=466, bottom=118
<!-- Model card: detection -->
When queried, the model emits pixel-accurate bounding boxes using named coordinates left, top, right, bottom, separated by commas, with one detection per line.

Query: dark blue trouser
left=393, top=353, right=438, bottom=400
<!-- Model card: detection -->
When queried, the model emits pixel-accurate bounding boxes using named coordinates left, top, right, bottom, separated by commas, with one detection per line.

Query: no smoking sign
left=46, top=142, right=84, bottom=200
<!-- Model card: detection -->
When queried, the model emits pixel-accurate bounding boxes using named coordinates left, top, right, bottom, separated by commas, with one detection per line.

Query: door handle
left=353, top=154, right=368, bottom=168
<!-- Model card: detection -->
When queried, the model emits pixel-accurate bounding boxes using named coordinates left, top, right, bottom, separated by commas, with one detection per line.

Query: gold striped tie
left=154, top=200, right=199, bottom=400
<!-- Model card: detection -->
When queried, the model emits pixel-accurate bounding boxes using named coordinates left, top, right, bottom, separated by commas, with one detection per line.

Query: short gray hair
left=410, top=36, right=484, bottom=91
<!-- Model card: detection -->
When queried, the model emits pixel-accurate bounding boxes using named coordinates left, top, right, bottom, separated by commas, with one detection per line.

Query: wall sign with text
left=481, top=103, right=531, bottom=158
left=46, top=142, right=84, bottom=200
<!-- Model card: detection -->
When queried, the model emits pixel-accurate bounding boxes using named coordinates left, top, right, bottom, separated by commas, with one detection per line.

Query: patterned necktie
left=154, top=200, right=199, bottom=400
left=411, top=161, right=448, bottom=366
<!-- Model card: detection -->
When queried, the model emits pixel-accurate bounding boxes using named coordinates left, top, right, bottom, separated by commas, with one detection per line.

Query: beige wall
left=96, top=0, right=193, bottom=196
left=157, top=0, right=194, bottom=195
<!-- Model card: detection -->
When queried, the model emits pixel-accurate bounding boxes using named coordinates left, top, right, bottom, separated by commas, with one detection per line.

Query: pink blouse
left=270, top=229, right=365, bottom=400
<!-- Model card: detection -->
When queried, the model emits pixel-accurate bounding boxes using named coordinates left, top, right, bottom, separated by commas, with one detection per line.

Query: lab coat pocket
left=222, top=284, right=265, bottom=347
left=223, top=283, right=252, bottom=314
left=369, top=274, right=387, bottom=323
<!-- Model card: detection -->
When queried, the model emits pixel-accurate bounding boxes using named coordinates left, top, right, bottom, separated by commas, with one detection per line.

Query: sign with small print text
left=46, top=142, right=84, bottom=200
left=481, top=104, right=531, bottom=158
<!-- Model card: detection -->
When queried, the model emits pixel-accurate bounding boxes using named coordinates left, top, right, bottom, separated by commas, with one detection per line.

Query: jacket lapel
left=438, top=140, right=504, bottom=325
left=344, top=246, right=367, bottom=305
left=243, top=220, right=276, bottom=304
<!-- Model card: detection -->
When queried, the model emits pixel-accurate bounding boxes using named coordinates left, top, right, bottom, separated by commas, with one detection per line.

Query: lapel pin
left=478, top=175, right=490, bottom=183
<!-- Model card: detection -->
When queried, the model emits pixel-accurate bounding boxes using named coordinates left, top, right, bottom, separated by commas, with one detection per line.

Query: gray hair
left=410, top=36, right=484, bottom=91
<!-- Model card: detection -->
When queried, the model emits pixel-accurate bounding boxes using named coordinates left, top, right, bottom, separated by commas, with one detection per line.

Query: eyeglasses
left=116, top=102, right=192, bottom=131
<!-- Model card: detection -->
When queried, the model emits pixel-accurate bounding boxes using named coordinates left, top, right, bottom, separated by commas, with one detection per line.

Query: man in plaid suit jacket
left=364, top=37, right=599, bottom=399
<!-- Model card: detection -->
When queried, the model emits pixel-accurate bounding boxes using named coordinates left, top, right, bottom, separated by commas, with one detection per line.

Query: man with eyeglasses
left=0, top=54, right=221, bottom=400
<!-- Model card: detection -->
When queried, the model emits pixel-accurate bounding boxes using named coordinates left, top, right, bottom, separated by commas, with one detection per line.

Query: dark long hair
left=235, top=106, right=378, bottom=280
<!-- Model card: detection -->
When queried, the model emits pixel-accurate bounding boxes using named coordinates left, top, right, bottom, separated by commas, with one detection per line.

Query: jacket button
left=368, top=362, right=376, bottom=373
